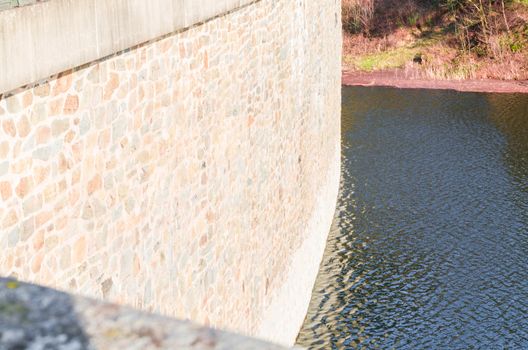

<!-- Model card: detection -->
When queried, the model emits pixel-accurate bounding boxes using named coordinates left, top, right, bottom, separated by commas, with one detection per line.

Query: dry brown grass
left=342, top=0, right=374, bottom=34
left=342, top=0, right=528, bottom=81
left=476, top=53, right=528, bottom=80
left=343, top=27, right=415, bottom=56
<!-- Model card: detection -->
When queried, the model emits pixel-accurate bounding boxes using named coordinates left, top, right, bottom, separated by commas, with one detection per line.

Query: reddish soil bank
left=342, top=69, right=528, bottom=94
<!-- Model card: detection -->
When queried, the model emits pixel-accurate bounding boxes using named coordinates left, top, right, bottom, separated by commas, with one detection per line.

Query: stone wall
left=0, top=0, right=341, bottom=346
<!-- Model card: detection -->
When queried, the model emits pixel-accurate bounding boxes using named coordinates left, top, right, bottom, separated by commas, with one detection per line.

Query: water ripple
left=297, top=87, right=528, bottom=349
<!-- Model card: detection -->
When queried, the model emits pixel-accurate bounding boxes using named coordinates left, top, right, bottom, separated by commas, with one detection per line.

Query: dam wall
left=0, top=0, right=341, bottom=345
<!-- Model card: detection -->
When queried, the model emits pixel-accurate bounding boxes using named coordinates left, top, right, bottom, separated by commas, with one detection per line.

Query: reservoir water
left=297, top=86, right=528, bottom=349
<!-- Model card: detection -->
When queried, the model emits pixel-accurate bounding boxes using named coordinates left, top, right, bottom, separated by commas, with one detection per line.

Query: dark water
left=297, top=87, right=528, bottom=349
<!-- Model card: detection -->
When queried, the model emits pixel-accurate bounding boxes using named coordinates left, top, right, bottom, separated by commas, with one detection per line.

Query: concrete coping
left=0, top=0, right=256, bottom=94
left=0, top=0, right=44, bottom=12
left=0, top=277, right=301, bottom=349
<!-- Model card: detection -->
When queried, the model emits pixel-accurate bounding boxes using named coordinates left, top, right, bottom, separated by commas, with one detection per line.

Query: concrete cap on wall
left=0, top=0, right=255, bottom=94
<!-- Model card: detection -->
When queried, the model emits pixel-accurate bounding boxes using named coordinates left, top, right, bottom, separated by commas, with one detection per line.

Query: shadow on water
left=297, top=87, right=528, bottom=349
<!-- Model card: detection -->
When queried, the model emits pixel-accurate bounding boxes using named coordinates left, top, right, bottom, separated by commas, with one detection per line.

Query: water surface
left=297, top=87, right=528, bottom=349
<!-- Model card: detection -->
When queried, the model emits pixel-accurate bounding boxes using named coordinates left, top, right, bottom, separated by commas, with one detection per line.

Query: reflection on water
left=297, top=87, right=528, bottom=349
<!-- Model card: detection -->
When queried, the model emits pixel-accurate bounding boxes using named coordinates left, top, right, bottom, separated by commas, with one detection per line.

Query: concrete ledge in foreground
left=0, top=278, right=302, bottom=350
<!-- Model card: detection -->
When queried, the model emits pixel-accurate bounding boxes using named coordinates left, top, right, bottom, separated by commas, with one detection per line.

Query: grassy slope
left=346, top=36, right=438, bottom=71
left=343, top=1, right=528, bottom=80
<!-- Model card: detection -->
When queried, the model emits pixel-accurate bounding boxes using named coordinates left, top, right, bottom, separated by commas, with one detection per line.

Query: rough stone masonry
left=0, top=0, right=341, bottom=346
